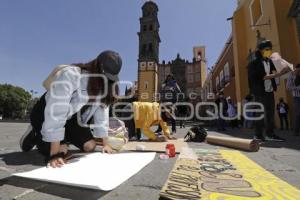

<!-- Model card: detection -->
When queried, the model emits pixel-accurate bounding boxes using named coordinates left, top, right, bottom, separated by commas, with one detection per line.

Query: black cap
left=257, top=40, right=273, bottom=50
left=97, top=50, right=122, bottom=82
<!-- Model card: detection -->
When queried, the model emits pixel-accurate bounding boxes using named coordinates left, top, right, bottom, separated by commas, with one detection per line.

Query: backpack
left=184, top=125, right=207, bottom=142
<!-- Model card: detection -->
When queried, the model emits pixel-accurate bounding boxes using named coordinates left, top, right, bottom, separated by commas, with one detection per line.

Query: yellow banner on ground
left=160, top=148, right=300, bottom=200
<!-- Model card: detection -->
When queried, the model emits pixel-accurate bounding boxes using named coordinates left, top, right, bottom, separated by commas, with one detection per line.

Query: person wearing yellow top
left=122, top=102, right=176, bottom=142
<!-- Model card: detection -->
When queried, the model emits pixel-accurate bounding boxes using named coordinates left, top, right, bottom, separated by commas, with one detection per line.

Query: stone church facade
left=137, top=1, right=206, bottom=103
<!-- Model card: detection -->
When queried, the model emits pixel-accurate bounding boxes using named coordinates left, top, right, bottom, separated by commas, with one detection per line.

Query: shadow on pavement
left=0, top=150, right=45, bottom=166
left=0, top=176, right=108, bottom=200
left=0, top=149, right=85, bottom=166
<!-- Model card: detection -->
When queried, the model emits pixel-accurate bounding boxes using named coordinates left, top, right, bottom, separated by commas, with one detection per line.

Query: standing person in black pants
left=248, top=40, right=287, bottom=141
left=276, top=98, right=289, bottom=130
left=215, top=92, right=228, bottom=131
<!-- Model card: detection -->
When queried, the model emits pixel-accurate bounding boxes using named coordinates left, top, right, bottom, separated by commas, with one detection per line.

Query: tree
left=0, top=84, right=32, bottom=119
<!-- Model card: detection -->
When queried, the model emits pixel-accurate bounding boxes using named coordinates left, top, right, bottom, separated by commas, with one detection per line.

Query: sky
left=0, top=0, right=236, bottom=96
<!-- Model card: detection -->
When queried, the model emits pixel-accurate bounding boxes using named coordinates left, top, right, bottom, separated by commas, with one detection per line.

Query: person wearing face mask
left=248, top=40, right=287, bottom=141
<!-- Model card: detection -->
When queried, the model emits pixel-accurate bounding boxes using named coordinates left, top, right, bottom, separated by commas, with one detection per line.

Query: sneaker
left=19, top=125, right=37, bottom=152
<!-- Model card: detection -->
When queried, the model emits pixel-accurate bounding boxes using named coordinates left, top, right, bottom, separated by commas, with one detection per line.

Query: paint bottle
left=166, top=144, right=176, bottom=157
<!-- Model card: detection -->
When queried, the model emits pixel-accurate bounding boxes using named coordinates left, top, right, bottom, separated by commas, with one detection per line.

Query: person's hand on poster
left=102, top=145, right=114, bottom=154
left=48, top=156, right=68, bottom=168
left=47, top=142, right=68, bottom=168
left=102, top=137, right=114, bottom=154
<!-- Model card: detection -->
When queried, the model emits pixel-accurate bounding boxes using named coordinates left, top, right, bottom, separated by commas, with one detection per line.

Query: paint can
left=165, top=144, right=176, bottom=157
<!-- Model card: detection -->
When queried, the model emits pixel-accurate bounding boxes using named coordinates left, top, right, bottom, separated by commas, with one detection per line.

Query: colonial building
left=137, top=1, right=206, bottom=102
left=232, top=0, right=300, bottom=127
left=158, top=47, right=206, bottom=104
left=202, top=35, right=236, bottom=103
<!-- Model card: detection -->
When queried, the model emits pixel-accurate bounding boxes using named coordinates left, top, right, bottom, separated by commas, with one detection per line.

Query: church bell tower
left=137, top=1, right=161, bottom=102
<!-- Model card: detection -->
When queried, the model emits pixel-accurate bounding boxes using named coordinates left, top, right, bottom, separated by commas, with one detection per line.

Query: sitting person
left=19, top=51, right=122, bottom=168
left=122, top=102, right=176, bottom=142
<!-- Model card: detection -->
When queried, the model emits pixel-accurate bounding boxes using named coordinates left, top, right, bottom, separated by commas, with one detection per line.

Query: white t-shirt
left=263, top=61, right=274, bottom=92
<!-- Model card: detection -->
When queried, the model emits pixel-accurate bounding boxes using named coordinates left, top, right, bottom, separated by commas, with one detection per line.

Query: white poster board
left=271, top=52, right=294, bottom=80
left=14, top=152, right=156, bottom=191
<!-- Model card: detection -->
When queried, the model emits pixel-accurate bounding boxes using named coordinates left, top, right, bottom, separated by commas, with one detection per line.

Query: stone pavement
left=0, top=122, right=299, bottom=200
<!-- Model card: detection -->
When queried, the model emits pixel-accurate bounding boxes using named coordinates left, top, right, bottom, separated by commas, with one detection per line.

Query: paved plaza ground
left=0, top=122, right=300, bottom=200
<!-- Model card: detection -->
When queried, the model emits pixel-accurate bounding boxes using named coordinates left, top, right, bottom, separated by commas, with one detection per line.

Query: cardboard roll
left=186, top=129, right=260, bottom=152
left=206, top=135, right=260, bottom=152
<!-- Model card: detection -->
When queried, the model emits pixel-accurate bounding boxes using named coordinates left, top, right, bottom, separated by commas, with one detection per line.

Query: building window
left=197, top=52, right=202, bottom=61
left=216, top=76, right=219, bottom=90
left=165, top=67, right=170, bottom=75
left=142, top=44, right=147, bottom=55
left=224, top=63, right=230, bottom=83
left=195, top=65, right=201, bottom=72
left=148, top=62, right=154, bottom=70
left=209, top=80, right=213, bottom=93
left=188, top=74, right=194, bottom=83
left=250, top=0, right=263, bottom=25
left=148, top=43, right=153, bottom=53
left=195, top=74, right=201, bottom=81
left=143, top=25, right=147, bottom=31
left=220, top=70, right=224, bottom=88
left=187, top=65, right=193, bottom=73
left=288, top=1, right=300, bottom=40
left=144, top=81, right=149, bottom=90
left=140, top=62, right=146, bottom=71
left=149, top=24, right=153, bottom=31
